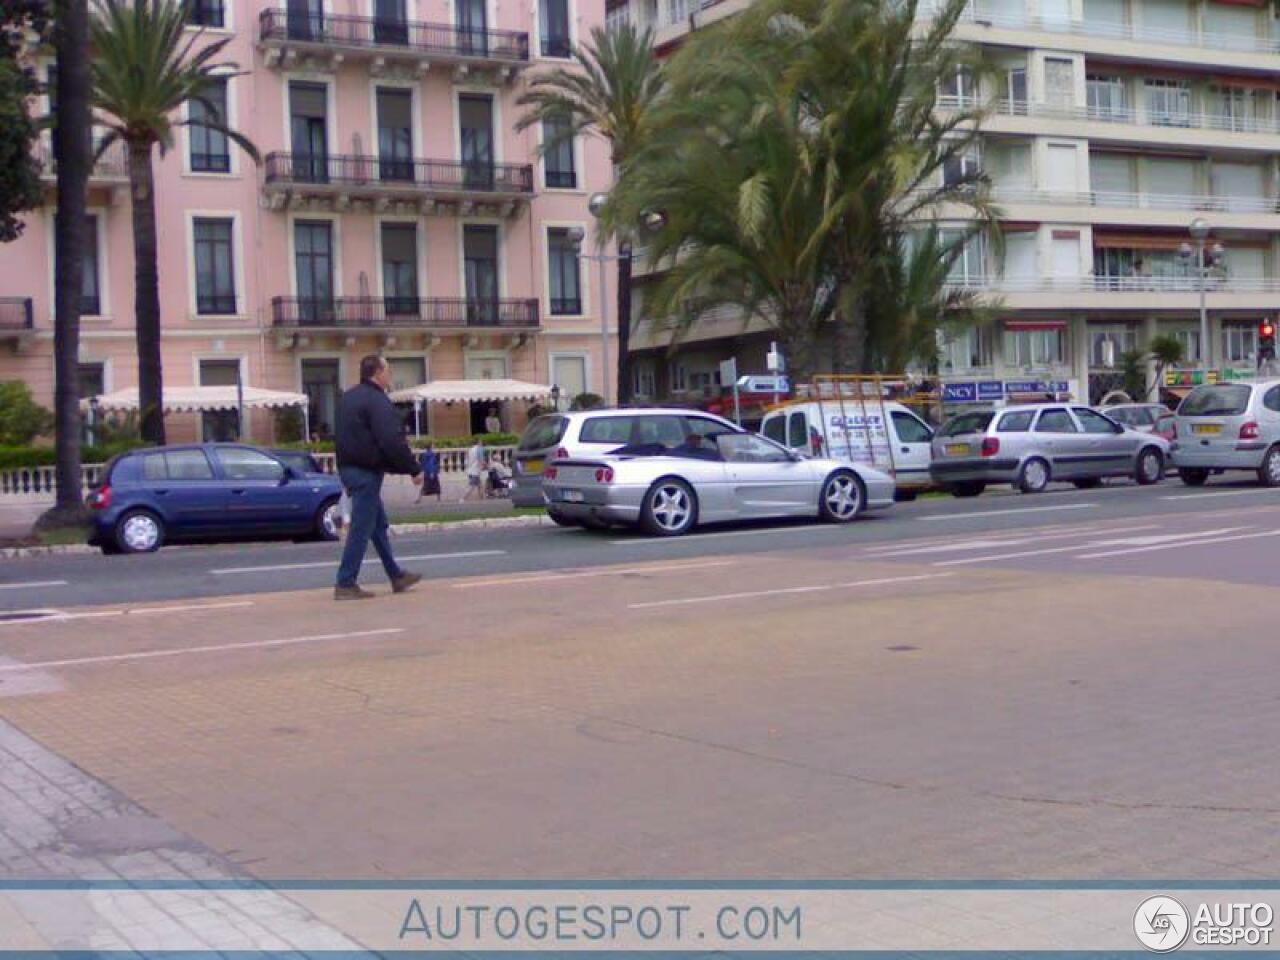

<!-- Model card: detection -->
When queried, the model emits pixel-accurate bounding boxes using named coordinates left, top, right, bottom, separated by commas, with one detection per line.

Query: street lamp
left=573, top=194, right=668, bottom=407
left=1179, top=218, right=1224, bottom=372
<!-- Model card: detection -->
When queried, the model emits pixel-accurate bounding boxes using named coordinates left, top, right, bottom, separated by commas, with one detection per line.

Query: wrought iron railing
left=0, top=298, right=33, bottom=331
left=946, top=275, right=1280, bottom=293
left=258, top=9, right=530, bottom=62
left=35, top=140, right=129, bottom=180
left=270, top=296, right=540, bottom=328
left=263, top=152, right=534, bottom=195
left=549, top=298, right=582, bottom=315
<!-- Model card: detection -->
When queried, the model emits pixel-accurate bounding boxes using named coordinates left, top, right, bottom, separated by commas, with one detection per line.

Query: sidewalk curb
left=390, top=515, right=551, bottom=535
left=0, top=543, right=98, bottom=559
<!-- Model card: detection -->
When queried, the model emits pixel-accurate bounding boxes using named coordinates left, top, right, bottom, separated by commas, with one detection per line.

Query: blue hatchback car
left=88, top=444, right=344, bottom=554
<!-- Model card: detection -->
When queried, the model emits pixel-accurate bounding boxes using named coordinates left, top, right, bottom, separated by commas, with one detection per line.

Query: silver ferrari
left=542, top=431, right=896, bottom=536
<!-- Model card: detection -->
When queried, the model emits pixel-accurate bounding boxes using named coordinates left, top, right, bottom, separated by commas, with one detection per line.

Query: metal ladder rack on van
left=806, top=374, right=919, bottom=478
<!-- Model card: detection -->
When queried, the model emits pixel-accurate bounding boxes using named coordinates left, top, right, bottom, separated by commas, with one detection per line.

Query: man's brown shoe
left=334, top=585, right=375, bottom=601
left=391, top=572, right=422, bottom=594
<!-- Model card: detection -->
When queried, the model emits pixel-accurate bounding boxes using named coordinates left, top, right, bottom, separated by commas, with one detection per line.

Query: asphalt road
left=6, top=473, right=1280, bottom=610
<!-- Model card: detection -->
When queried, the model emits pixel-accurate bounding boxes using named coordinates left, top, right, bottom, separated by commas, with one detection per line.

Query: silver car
left=542, top=432, right=895, bottom=536
left=1102, top=403, right=1172, bottom=434
left=1171, top=379, right=1280, bottom=487
left=930, top=403, right=1169, bottom=496
left=511, top=408, right=740, bottom=508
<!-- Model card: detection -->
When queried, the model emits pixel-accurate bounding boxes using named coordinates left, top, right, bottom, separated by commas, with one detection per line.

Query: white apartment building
left=609, top=0, right=1280, bottom=406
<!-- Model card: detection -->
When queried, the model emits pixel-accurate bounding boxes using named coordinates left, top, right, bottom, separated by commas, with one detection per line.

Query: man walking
left=334, top=355, right=422, bottom=600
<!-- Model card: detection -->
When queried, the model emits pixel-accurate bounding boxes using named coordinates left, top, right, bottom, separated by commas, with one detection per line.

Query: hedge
left=0, top=442, right=149, bottom=471
left=276, top=433, right=519, bottom=453
left=0, top=433, right=522, bottom=470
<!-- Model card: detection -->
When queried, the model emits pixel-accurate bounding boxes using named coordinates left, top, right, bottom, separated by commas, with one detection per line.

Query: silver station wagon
left=1171, top=379, right=1280, bottom=487
left=929, top=403, right=1169, bottom=497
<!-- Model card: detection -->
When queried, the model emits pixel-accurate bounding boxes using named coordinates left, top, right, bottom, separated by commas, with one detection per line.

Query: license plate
left=945, top=443, right=970, bottom=456
left=522, top=458, right=544, bottom=475
left=561, top=490, right=585, bottom=503
left=1192, top=424, right=1222, bottom=435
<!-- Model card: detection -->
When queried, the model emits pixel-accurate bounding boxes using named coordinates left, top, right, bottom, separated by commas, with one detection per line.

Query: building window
left=1004, top=328, right=1065, bottom=367
left=381, top=223, right=419, bottom=315
left=940, top=327, right=992, bottom=372
left=547, top=228, right=582, bottom=315
left=193, top=217, right=236, bottom=315
left=542, top=114, right=577, bottom=189
left=941, top=228, right=986, bottom=283
left=301, top=358, right=341, bottom=440
left=185, top=0, right=224, bottom=28
left=942, top=150, right=980, bottom=188
left=79, top=362, right=106, bottom=443
left=1167, top=327, right=1202, bottom=363
left=552, top=354, right=588, bottom=400
left=1086, top=74, right=1126, bottom=120
left=198, top=358, right=241, bottom=441
left=189, top=77, right=230, bottom=172
left=632, top=362, right=656, bottom=398
left=940, top=67, right=977, bottom=106
left=1089, top=324, right=1137, bottom=367
left=669, top=361, right=687, bottom=392
left=82, top=214, right=101, bottom=315
left=540, top=0, right=572, bottom=57
left=1222, top=323, right=1258, bottom=365
left=1145, top=78, right=1191, bottom=127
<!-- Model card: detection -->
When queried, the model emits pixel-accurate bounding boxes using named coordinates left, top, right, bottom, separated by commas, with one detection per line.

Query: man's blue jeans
left=336, top=466, right=403, bottom=588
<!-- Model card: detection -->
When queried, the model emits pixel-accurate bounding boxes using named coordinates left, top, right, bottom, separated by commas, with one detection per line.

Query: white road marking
left=0, top=580, right=68, bottom=591
left=0, top=628, right=405, bottom=673
left=627, top=573, right=950, bottom=610
left=1160, top=488, right=1280, bottom=501
left=871, top=524, right=1160, bottom=559
left=917, top=504, right=1097, bottom=521
left=931, top=527, right=1245, bottom=567
left=210, top=550, right=505, bottom=575
left=1077, top=528, right=1280, bottom=559
left=454, top=558, right=740, bottom=589
left=611, top=525, right=843, bottom=546
left=0, top=600, right=254, bottom=628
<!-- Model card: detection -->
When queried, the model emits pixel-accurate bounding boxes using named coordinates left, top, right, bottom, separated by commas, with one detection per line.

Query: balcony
left=942, top=4, right=1280, bottom=73
left=0, top=298, right=34, bottom=345
left=258, top=9, right=529, bottom=78
left=941, top=96, right=1280, bottom=153
left=34, top=141, right=129, bottom=203
left=946, top=274, right=1280, bottom=311
left=270, top=296, right=540, bottom=331
left=262, top=152, right=534, bottom=215
left=967, top=187, right=1280, bottom=231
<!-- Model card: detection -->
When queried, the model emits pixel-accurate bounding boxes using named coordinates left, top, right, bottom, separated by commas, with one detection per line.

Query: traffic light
left=1259, top=319, right=1277, bottom=367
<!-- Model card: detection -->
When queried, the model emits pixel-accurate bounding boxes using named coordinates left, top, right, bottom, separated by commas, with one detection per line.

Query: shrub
left=569, top=392, right=605, bottom=411
left=273, top=407, right=305, bottom=444
left=0, top=442, right=146, bottom=471
left=0, top=382, right=53, bottom=445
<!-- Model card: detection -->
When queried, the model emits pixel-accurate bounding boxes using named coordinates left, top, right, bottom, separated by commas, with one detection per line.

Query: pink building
left=0, top=0, right=610, bottom=442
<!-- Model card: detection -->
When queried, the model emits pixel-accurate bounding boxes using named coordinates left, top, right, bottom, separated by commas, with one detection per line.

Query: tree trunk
left=128, top=140, right=165, bottom=446
left=43, top=0, right=90, bottom=525
left=615, top=243, right=633, bottom=407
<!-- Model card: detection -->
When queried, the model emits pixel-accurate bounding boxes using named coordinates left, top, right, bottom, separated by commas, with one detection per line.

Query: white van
left=759, top=400, right=935, bottom=493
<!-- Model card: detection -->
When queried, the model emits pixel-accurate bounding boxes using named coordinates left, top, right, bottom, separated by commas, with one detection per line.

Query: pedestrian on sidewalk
left=461, top=437, right=486, bottom=502
left=333, top=355, right=423, bottom=601
left=415, top=443, right=442, bottom=503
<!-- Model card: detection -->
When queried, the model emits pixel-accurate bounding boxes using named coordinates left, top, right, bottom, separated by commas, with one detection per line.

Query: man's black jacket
left=334, top=380, right=419, bottom=475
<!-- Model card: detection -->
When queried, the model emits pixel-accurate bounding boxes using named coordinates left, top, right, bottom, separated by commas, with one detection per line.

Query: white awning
left=82, top=386, right=310, bottom=413
left=389, top=379, right=555, bottom=405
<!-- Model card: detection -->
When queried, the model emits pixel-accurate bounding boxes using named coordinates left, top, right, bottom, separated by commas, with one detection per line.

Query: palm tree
left=90, top=0, right=258, bottom=444
left=515, top=22, right=663, bottom=405
left=45, top=0, right=92, bottom=526
left=612, top=0, right=997, bottom=381
left=1147, top=333, right=1184, bottom=402
left=611, top=45, right=836, bottom=383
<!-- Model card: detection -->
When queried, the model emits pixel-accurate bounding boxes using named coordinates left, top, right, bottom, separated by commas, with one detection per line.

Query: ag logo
left=1134, top=896, right=1190, bottom=952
